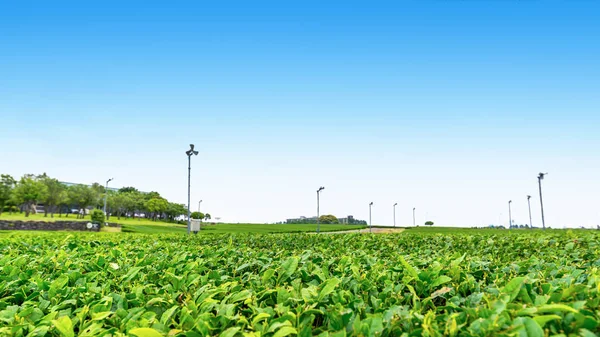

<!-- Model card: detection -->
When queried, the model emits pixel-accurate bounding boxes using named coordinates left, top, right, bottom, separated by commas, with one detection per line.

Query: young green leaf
left=52, top=316, right=74, bottom=337
left=130, top=328, right=164, bottom=337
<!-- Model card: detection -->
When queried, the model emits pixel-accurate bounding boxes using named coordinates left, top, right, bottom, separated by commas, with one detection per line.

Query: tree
left=0, top=174, right=16, bottom=216
left=90, top=183, right=105, bottom=208
left=41, top=177, right=65, bottom=218
left=145, top=197, right=169, bottom=221
left=111, top=192, right=135, bottom=219
left=165, top=202, right=187, bottom=221
left=68, top=184, right=99, bottom=218
left=130, top=191, right=145, bottom=220
left=191, top=211, right=204, bottom=220
left=56, top=189, right=70, bottom=217
left=144, top=191, right=161, bottom=201
left=12, top=176, right=47, bottom=217
left=425, top=221, right=434, bottom=226
left=319, top=214, right=339, bottom=224
left=118, top=186, right=138, bottom=194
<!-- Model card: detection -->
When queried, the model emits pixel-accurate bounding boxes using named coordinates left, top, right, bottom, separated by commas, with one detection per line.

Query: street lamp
left=393, top=203, right=397, bottom=228
left=369, top=202, right=374, bottom=233
left=412, top=207, right=416, bottom=227
left=527, top=195, right=533, bottom=229
left=538, top=173, right=548, bottom=230
left=316, top=186, right=325, bottom=233
left=508, top=200, right=512, bottom=229
left=186, top=144, right=199, bottom=234
left=103, top=178, right=113, bottom=217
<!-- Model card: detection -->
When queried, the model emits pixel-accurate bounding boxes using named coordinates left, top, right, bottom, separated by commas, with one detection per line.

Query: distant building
left=337, top=215, right=354, bottom=224
left=286, top=216, right=318, bottom=224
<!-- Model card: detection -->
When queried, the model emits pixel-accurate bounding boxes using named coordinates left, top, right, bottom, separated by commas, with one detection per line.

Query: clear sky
left=1, top=0, right=599, bottom=228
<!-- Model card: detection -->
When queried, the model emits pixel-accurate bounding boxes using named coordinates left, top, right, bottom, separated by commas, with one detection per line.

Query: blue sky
left=1, top=0, right=599, bottom=227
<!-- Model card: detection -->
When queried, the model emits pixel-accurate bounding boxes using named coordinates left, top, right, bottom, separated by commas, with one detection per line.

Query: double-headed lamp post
left=527, top=195, right=533, bottom=229
left=508, top=200, right=513, bottom=229
left=103, top=178, right=113, bottom=216
left=393, top=203, right=397, bottom=228
left=538, top=172, right=548, bottom=230
left=316, top=186, right=325, bottom=233
left=369, top=202, right=374, bottom=233
left=186, top=144, right=199, bottom=235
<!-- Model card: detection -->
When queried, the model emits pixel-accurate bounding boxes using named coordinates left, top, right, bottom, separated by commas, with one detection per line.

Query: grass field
left=0, top=213, right=366, bottom=234
left=1, top=229, right=599, bottom=336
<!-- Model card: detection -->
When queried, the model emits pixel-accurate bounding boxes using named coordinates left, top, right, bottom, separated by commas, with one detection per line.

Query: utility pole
left=538, top=173, right=548, bottom=229
left=527, top=195, right=533, bottom=229
left=103, top=178, right=113, bottom=217
left=369, top=202, right=374, bottom=233
left=508, top=200, right=512, bottom=229
left=412, top=207, right=416, bottom=227
left=393, top=203, right=397, bottom=228
left=185, top=144, right=198, bottom=234
left=316, top=187, right=324, bottom=233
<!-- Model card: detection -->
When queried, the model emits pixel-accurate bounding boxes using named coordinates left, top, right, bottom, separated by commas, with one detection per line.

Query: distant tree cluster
left=286, top=215, right=367, bottom=225
left=0, top=173, right=198, bottom=222
left=319, top=215, right=339, bottom=224
left=191, top=211, right=212, bottom=221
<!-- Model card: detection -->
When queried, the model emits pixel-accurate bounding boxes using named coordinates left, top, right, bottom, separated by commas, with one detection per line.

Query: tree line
left=0, top=173, right=208, bottom=222
left=285, top=215, right=368, bottom=225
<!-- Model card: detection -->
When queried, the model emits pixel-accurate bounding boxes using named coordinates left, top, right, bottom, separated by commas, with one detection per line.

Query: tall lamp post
left=103, top=178, right=113, bottom=217
left=316, top=186, right=325, bottom=233
left=412, top=207, right=416, bottom=227
left=527, top=195, right=533, bottom=229
left=538, top=173, right=548, bottom=230
left=369, top=202, right=374, bottom=233
left=393, top=203, right=397, bottom=228
left=186, top=144, right=199, bottom=235
left=508, top=200, right=512, bottom=229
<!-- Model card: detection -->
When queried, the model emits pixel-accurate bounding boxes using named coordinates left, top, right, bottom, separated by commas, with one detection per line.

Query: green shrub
left=2, top=205, right=18, bottom=213
left=90, top=209, right=105, bottom=225
left=190, top=211, right=204, bottom=220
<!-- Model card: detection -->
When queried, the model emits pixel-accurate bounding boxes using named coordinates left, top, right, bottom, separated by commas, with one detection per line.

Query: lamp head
left=369, top=202, right=373, bottom=206
left=394, top=203, right=397, bottom=206
left=186, top=144, right=199, bottom=156
left=527, top=195, right=531, bottom=200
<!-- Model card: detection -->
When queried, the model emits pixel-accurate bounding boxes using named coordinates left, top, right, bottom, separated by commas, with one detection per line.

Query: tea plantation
left=1, top=230, right=599, bottom=336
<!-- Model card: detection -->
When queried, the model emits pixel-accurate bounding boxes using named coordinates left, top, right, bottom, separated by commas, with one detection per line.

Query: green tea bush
left=1, top=230, right=599, bottom=336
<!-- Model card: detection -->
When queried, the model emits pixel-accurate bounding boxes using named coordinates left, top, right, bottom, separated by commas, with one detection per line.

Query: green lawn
left=199, top=223, right=365, bottom=234
left=0, top=213, right=365, bottom=234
